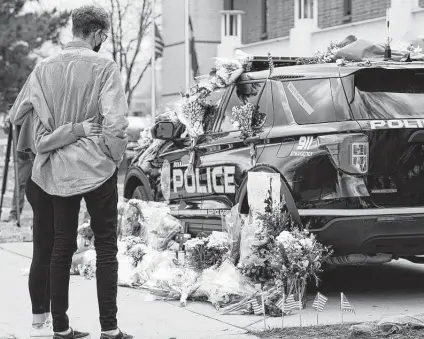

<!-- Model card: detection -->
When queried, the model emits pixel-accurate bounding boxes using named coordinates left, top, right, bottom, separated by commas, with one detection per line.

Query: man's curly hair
left=72, top=5, right=110, bottom=38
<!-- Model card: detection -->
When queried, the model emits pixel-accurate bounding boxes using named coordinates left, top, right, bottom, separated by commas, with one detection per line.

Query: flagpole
left=281, top=292, right=285, bottom=329
left=261, top=292, right=266, bottom=330
left=151, top=0, right=156, bottom=122
left=299, top=292, right=302, bottom=327
left=316, top=306, right=319, bottom=325
left=184, top=0, right=190, bottom=91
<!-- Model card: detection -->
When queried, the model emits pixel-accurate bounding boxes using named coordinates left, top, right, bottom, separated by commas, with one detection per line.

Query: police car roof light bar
left=245, top=56, right=300, bottom=72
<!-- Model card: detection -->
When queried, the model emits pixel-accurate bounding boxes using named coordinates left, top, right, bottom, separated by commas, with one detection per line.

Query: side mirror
left=151, top=121, right=176, bottom=140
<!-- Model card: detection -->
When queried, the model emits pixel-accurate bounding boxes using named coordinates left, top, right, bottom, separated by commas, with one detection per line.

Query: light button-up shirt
left=10, top=40, right=129, bottom=196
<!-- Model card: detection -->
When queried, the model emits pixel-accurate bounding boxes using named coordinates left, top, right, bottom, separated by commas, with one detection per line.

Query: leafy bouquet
left=238, top=180, right=332, bottom=315
left=185, top=232, right=231, bottom=271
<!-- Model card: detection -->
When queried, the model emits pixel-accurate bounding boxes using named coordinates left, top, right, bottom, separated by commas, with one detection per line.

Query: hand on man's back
left=82, top=117, right=102, bottom=137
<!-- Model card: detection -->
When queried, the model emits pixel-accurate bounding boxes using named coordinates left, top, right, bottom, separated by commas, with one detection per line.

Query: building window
left=298, top=0, right=313, bottom=19
left=343, top=0, right=352, bottom=22
left=261, top=0, right=268, bottom=40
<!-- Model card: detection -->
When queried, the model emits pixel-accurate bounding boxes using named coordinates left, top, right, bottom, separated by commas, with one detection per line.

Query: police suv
left=124, top=56, right=424, bottom=263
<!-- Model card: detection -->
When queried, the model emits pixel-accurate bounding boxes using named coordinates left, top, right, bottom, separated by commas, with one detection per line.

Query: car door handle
left=243, top=136, right=260, bottom=145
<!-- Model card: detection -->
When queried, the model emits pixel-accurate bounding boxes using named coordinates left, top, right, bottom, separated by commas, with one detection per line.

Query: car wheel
left=132, top=185, right=149, bottom=201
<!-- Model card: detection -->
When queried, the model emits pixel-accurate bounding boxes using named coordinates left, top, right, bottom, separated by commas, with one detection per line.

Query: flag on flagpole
left=312, top=292, right=328, bottom=313
left=276, top=297, right=284, bottom=309
left=282, top=294, right=301, bottom=312
left=341, top=293, right=355, bottom=313
left=154, top=23, right=164, bottom=59
left=188, top=16, right=199, bottom=79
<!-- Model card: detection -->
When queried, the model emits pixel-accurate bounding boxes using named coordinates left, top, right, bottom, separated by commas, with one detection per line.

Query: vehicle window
left=217, top=82, right=271, bottom=132
left=351, top=69, right=424, bottom=120
left=202, top=88, right=226, bottom=133
left=282, top=79, right=337, bottom=125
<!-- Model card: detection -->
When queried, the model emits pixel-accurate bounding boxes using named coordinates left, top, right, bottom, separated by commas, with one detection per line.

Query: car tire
left=132, top=186, right=150, bottom=201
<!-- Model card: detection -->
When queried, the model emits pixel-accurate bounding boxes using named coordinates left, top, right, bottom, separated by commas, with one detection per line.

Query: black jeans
left=26, top=177, right=54, bottom=315
left=50, top=171, right=119, bottom=332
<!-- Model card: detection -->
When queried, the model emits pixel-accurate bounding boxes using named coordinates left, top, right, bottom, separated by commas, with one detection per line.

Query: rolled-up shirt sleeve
left=34, top=118, right=86, bottom=154
left=9, top=75, right=33, bottom=125
left=98, top=62, right=129, bottom=163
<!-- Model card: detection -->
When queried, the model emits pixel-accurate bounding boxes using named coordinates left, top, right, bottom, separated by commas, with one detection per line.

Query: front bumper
left=301, top=207, right=424, bottom=256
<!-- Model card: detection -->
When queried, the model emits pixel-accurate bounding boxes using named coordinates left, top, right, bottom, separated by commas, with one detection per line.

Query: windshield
left=350, top=68, right=424, bottom=120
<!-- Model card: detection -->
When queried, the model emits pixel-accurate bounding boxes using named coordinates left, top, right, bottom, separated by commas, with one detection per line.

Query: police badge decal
left=160, top=159, right=171, bottom=202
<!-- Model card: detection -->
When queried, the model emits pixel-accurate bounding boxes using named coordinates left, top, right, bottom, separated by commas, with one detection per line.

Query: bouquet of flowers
left=118, top=200, right=146, bottom=240
left=141, top=264, right=200, bottom=306
left=221, top=204, right=243, bottom=264
left=185, top=232, right=231, bottom=270
left=195, top=259, right=257, bottom=310
left=237, top=181, right=331, bottom=315
left=272, top=228, right=332, bottom=293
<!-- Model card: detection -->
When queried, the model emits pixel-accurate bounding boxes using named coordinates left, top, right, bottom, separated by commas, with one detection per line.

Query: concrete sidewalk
left=0, top=243, right=259, bottom=339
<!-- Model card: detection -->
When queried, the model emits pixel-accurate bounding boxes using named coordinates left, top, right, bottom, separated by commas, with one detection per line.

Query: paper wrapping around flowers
left=247, top=172, right=281, bottom=216
left=177, top=95, right=207, bottom=138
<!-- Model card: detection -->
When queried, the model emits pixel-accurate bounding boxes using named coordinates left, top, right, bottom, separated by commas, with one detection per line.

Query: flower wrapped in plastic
left=196, top=259, right=257, bottom=310
left=72, top=249, right=96, bottom=280
left=141, top=263, right=200, bottom=306
left=185, top=232, right=230, bottom=270
left=211, top=57, right=245, bottom=88
left=272, top=227, right=332, bottom=293
left=118, top=200, right=146, bottom=240
left=134, top=249, right=177, bottom=286
left=221, top=204, right=243, bottom=264
left=129, top=200, right=183, bottom=250
left=178, top=95, right=208, bottom=138
left=117, top=241, right=142, bottom=287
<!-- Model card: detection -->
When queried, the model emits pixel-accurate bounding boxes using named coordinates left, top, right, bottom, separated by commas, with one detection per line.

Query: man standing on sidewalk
left=1, top=115, right=33, bottom=226
left=9, top=5, right=132, bottom=339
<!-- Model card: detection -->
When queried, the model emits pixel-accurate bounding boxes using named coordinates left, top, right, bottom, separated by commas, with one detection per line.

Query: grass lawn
left=253, top=324, right=424, bottom=339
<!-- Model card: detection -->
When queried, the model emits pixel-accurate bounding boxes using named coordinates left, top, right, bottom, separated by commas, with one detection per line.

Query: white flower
left=336, top=58, right=345, bottom=66
left=206, top=231, right=230, bottom=249
left=216, top=68, right=230, bottom=82
left=302, top=260, right=309, bottom=269
left=185, top=237, right=206, bottom=250
left=300, top=238, right=313, bottom=249
left=276, top=231, right=294, bottom=245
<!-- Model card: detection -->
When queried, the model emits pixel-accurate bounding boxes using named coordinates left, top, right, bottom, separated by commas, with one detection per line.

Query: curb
left=0, top=331, right=15, bottom=339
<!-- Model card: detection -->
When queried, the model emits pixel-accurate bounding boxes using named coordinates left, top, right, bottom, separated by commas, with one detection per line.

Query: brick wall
left=267, top=0, right=295, bottom=40
left=238, top=0, right=391, bottom=45
left=234, top=0, right=262, bottom=44
left=318, top=0, right=390, bottom=29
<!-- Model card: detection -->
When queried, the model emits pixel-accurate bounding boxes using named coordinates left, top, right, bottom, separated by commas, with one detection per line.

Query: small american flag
left=252, top=296, right=264, bottom=315
left=283, top=294, right=301, bottom=312
left=276, top=297, right=284, bottom=309
left=341, top=293, right=355, bottom=313
left=312, top=292, right=328, bottom=313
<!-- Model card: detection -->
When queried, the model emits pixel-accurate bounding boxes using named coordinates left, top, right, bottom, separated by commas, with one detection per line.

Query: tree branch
left=131, top=58, right=151, bottom=94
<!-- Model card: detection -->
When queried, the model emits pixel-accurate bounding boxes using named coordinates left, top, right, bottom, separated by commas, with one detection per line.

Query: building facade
left=162, top=0, right=424, bottom=103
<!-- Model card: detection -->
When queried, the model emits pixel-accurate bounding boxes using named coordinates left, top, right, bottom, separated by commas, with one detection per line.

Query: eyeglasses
left=93, top=30, right=108, bottom=43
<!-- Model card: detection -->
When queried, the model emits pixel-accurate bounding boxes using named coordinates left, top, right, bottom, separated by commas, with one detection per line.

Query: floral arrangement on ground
left=62, top=180, right=332, bottom=316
